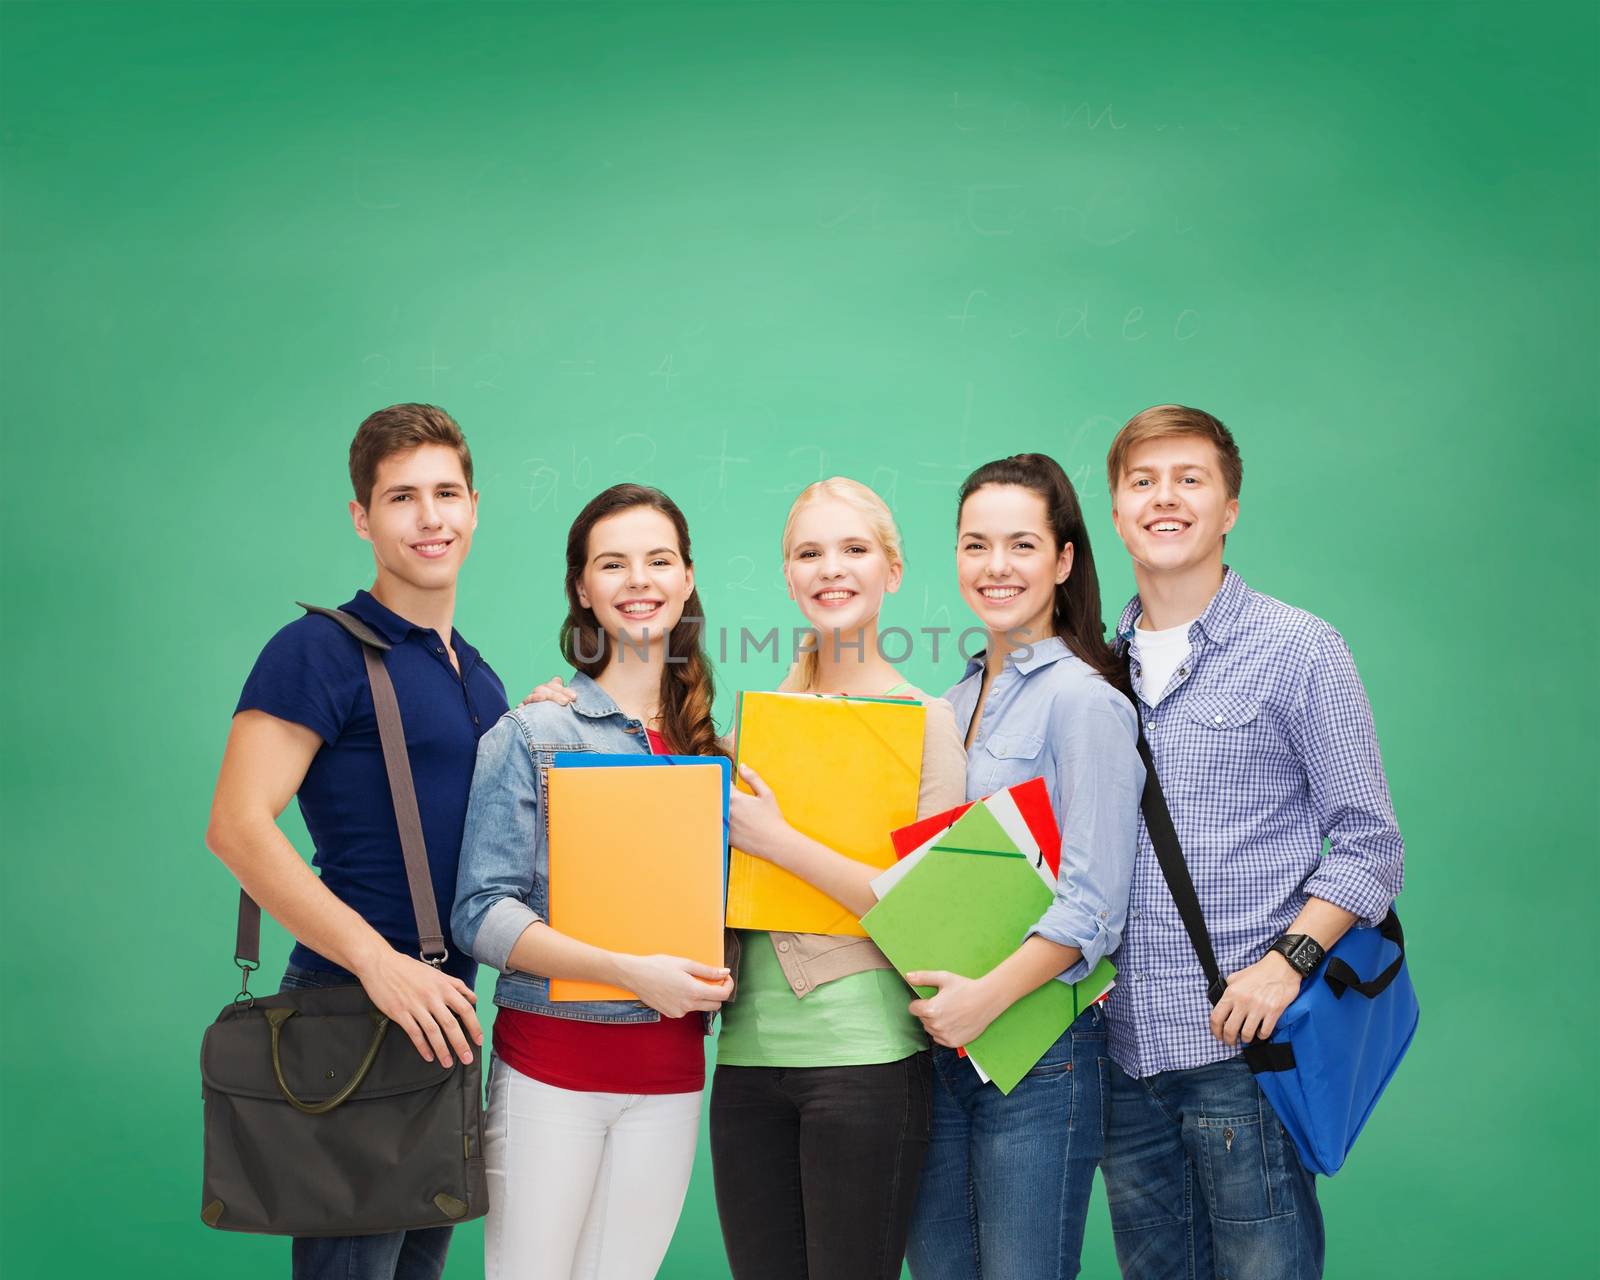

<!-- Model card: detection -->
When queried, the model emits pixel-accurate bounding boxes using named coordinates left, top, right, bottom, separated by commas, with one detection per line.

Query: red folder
left=889, top=776, right=1061, bottom=879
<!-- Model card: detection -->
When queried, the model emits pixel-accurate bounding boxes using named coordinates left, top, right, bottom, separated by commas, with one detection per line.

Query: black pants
left=710, top=1053, right=932, bottom=1280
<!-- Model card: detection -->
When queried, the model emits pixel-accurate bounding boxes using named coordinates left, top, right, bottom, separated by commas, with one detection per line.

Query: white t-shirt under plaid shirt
left=1105, top=568, right=1405, bottom=1078
left=1129, top=616, right=1193, bottom=707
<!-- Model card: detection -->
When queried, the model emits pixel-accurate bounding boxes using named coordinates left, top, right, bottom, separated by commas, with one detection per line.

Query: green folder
left=861, top=804, right=1116, bottom=1095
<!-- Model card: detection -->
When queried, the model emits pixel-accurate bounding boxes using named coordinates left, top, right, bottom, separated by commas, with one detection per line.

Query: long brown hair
left=956, top=454, right=1123, bottom=686
left=559, top=484, right=725, bottom=759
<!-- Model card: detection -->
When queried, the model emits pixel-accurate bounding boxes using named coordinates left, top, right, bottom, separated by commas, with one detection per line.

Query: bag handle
left=1323, top=910, right=1405, bottom=999
left=232, top=605, right=450, bottom=989
left=264, top=1006, right=391, bottom=1114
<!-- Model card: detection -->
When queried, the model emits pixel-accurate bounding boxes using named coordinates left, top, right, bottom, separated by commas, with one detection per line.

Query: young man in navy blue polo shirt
left=206, top=403, right=509, bottom=1280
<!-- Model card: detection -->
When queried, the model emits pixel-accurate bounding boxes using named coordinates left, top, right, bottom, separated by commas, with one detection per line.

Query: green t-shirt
left=716, top=679, right=929, bottom=1069
left=715, top=930, right=928, bottom=1068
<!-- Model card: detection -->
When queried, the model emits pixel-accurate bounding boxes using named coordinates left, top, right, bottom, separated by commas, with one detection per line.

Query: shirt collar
left=957, top=633, right=1073, bottom=682
left=342, top=590, right=414, bottom=646
left=565, top=671, right=626, bottom=720
left=342, top=589, right=481, bottom=671
left=1116, top=566, right=1248, bottom=650
left=1013, top=634, right=1072, bottom=673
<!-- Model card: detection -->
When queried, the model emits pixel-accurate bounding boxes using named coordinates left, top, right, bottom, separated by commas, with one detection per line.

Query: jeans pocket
left=1095, top=1056, right=1110, bottom=1148
left=1063, top=1040, right=1105, bottom=1155
left=278, top=963, right=336, bottom=993
left=1024, top=1033, right=1075, bottom=1079
left=1071, top=1002, right=1108, bottom=1040
left=1195, top=1105, right=1295, bottom=1223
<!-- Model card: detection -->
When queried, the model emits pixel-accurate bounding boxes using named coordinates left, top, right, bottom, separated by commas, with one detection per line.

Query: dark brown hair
left=957, top=454, right=1122, bottom=686
left=560, top=484, right=725, bottom=760
left=348, top=404, right=474, bottom=508
left=1106, top=404, right=1243, bottom=499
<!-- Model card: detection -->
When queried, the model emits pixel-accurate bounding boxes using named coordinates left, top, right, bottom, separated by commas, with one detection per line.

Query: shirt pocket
left=1182, top=693, right=1262, bottom=733
left=530, top=741, right=598, bottom=774
left=1176, top=693, right=1275, bottom=793
left=976, top=730, right=1044, bottom=792
left=531, top=743, right=597, bottom=834
left=983, top=731, right=1045, bottom=761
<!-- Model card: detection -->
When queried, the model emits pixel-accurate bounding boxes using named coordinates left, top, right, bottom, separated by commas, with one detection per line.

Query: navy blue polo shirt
left=236, top=590, right=508, bottom=985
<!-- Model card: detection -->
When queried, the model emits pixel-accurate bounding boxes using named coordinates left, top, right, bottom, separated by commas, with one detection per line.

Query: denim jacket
left=452, top=672, right=675, bottom=1024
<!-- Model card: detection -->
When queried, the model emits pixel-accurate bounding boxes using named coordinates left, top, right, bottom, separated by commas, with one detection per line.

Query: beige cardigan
left=725, top=686, right=969, bottom=998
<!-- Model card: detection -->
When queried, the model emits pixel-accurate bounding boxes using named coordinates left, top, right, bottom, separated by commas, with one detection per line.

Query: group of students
left=206, top=401, right=1406, bottom=1280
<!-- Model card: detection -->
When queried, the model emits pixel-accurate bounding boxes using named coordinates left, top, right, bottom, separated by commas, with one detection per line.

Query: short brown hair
left=1107, top=404, right=1243, bottom=499
left=348, top=403, right=474, bottom=508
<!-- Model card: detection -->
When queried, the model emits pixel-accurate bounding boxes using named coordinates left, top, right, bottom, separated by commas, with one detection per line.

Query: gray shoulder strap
left=232, top=602, right=444, bottom=982
left=295, top=602, right=392, bottom=651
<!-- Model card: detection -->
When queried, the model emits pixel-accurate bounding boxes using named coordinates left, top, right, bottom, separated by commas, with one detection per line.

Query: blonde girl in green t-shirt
left=715, top=477, right=967, bottom=1280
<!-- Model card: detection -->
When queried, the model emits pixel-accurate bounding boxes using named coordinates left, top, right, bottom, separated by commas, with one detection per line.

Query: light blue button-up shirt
left=945, top=636, right=1144, bottom=986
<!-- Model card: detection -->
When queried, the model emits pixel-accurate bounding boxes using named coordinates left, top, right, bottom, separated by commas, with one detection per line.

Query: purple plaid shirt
left=1105, top=568, right=1405, bottom=1078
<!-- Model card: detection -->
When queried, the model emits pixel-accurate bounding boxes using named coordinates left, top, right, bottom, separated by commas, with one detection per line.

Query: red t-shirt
left=492, top=728, right=708, bottom=1094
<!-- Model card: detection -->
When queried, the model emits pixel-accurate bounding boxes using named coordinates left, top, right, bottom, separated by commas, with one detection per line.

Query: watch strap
left=1270, top=933, right=1325, bottom=976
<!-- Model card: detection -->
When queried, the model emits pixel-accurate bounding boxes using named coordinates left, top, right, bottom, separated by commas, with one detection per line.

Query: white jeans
left=484, top=1058, right=702, bottom=1280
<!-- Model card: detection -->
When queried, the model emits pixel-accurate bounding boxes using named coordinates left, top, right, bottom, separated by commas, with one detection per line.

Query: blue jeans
left=279, top=964, right=454, bottom=1280
left=1102, top=1054, right=1323, bottom=1280
left=906, top=1006, right=1107, bottom=1280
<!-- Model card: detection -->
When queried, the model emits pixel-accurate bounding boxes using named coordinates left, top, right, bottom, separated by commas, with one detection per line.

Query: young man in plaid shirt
left=1099, top=405, right=1405, bottom=1280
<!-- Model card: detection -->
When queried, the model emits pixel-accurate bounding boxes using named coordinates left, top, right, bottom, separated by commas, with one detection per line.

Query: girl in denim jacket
left=453, top=483, right=733, bottom=1280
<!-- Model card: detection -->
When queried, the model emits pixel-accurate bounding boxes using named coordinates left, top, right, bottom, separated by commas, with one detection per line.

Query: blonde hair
left=1106, top=404, right=1243, bottom=499
left=781, top=477, right=903, bottom=692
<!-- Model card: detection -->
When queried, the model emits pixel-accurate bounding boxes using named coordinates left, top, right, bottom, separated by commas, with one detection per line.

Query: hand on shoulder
left=521, top=675, right=578, bottom=707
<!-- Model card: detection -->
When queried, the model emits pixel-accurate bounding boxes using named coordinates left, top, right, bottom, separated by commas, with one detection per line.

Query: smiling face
left=783, top=496, right=902, bottom=633
left=350, top=443, right=477, bottom=594
left=1111, top=435, right=1239, bottom=577
left=575, top=505, right=695, bottom=653
left=956, top=484, right=1072, bottom=641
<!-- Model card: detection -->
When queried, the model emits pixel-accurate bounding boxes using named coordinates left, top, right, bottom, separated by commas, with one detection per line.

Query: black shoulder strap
left=1133, top=672, right=1291, bottom=1074
left=1135, top=726, right=1228, bottom=1007
left=232, top=605, right=445, bottom=986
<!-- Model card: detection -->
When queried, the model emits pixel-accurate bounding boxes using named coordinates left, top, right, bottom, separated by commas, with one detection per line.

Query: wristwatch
left=1268, top=933, right=1326, bottom=977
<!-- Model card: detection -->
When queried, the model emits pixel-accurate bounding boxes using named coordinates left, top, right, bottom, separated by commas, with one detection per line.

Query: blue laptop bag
left=1135, top=731, right=1418, bottom=1177
left=1243, top=910, right=1418, bottom=1174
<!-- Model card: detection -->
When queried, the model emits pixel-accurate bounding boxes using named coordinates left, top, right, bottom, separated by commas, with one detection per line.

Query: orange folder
left=546, top=762, right=727, bottom=1002
left=727, top=691, right=926, bottom=936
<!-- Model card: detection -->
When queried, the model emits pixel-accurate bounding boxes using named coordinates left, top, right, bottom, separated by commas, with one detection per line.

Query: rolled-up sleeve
left=1294, top=628, right=1405, bottom=926
left=451, top=716, right=543, bottom=973
left=1027, top=687, right=1145, bottom=985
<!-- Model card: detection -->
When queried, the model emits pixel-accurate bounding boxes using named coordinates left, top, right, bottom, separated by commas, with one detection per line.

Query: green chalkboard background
left=3, top=2, right=1595, bottom=1276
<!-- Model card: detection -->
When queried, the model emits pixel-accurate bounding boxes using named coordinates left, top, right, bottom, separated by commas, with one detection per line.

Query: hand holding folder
left=863, top=798, right=1116, bottom=1094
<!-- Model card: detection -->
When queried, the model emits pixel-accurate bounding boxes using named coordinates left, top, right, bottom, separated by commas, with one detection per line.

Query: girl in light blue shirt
left=904, top=453, right=1144, bottom=1280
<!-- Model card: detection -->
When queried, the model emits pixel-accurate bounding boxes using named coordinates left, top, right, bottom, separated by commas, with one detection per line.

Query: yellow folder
left=547, top=762, right=727, bottom=1002
left=727, top=692, right=926, bottom=936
